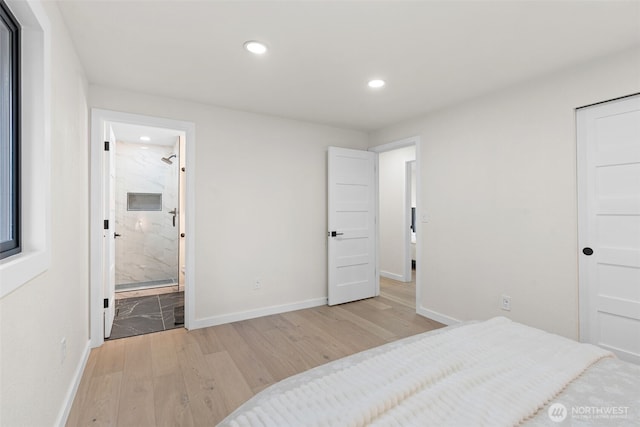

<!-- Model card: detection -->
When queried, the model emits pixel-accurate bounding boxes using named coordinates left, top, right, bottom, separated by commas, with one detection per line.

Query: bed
left=218, top=317, right=639, bottom=426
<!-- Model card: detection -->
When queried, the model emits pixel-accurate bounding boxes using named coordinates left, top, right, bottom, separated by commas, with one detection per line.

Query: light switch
left=421, top=213, right=429, bottom=223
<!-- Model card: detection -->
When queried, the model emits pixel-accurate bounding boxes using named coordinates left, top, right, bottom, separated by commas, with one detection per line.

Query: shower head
left=161, top=154, right=177, bottom=165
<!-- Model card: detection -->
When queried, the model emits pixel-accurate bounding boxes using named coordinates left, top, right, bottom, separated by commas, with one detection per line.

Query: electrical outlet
left=60, top=338, right=67, bottom=364
left=501, top=295, right=511, bottom=311
left=253, top=280, right=261, bottom=290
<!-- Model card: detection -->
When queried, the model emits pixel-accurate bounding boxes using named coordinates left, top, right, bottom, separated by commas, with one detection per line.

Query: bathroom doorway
left=108, top=123, right=185, bottom=339
left=111, top=123, right=183, bottom=293
left=90, top=109, right=195, bottom=347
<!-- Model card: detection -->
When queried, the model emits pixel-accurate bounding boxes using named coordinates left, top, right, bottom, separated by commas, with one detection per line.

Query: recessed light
left=367, top=79, right=386, bottom=89
left=140, top=146, right=149, bottom=150
left=244, top=40, right=268, bottom=55
left=368, top=79, right=385, bottom=89
left=140, top=136, right=151, bottom=141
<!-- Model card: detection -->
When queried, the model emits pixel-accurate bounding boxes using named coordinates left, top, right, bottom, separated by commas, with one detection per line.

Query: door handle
left=329, top=231, right=344, bottom=237
left=168, top=208, right=177, bottom=227
left=114, top=232, right=121, bottom=238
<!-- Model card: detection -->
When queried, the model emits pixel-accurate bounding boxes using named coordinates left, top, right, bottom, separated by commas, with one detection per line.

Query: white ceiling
left=111, top=122, right=181, bottom=147
left=57, top=1, right=640, bottom=132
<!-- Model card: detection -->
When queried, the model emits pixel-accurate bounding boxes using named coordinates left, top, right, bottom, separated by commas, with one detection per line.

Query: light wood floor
left=67, top=275, right=440, bottom=426
left=379, top=271, right=416, bottom=309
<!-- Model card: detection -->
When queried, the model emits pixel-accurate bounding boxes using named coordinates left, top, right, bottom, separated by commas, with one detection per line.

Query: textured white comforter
left=220, top=317, right=612, bottom=427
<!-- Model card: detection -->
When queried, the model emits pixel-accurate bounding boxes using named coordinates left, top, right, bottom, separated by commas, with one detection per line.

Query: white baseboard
left=380, top=270, right=405, bottom=282
left=417, top=306, right=461, bottom=326
left=56, top=340, right=91, bottom=427
left=190, top=297, right=328, bottom=330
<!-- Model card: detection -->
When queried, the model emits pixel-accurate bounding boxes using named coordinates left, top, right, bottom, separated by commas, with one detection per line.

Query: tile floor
left=108, top=291, right=184, bottom=340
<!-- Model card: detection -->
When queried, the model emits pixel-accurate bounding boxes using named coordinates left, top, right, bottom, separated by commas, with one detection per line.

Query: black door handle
left=114, top=232, right=121, bottom=238
left=329, top=231, right=344, bottom=237
left=168, top=208, right=177, bottom=227
left=582, top=247, right=594, bottom=256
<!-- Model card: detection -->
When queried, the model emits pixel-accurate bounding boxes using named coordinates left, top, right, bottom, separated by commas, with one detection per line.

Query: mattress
left=218, top=318, right=640, bottom=426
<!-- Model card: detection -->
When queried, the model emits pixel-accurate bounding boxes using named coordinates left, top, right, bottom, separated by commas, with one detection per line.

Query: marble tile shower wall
left=115, top=141, right=179, bottom=286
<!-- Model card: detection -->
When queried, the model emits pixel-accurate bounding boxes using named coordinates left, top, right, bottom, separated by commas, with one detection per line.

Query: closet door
left=577, top=94, right=640, bottom=363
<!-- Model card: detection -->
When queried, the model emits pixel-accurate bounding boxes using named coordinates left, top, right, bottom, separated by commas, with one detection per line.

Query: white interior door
left=578, top=94, right=640, bottom=364
left=328, top=147, right=377, bottom=305
left=103, top=126, right=117, bottom=338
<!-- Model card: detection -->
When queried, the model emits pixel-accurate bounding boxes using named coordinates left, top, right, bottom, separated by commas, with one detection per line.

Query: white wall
left=378, top=146, right=415, bottom=280
left=370, top=50, right=640, bottom=338
left=0, top=2, right=89, bottom=426
left=89, top=85, right=368, bottom=324
left=369, top=47, right=640, bottom=339
left=411, top=162, right=416, bottom=208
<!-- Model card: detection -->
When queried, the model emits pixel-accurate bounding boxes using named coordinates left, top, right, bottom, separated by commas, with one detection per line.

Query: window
left=0, top=0, right=20, bottom=260
left=0, top=0, right=48, bottom=298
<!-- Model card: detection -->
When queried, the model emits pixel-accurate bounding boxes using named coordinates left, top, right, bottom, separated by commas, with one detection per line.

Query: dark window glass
left=0, top=0, right=20, bottom=260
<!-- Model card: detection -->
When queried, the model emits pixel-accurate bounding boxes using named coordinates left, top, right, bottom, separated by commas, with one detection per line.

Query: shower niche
left=127, top=193, right=162, bottom=211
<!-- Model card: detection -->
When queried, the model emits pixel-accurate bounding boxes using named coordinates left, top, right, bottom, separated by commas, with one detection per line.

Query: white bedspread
left=221, top=317, right=612, bottom=427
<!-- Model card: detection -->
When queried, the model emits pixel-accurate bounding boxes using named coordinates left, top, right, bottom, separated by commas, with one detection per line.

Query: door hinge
left=104, top=219, right=109, bottom=230
left=104, top=141, right=109, bottom=151
left=104, top=298, right=109, bottom=308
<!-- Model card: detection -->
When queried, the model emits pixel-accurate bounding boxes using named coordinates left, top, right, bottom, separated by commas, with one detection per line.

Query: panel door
left=578, top=95, right=640, bottom=363
left=104, top=126, right=116, bottom=338
left=328, top=147, right=377, bottom=305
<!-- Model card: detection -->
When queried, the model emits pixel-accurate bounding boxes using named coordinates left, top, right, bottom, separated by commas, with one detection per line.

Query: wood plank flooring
left=379, top=271, right=417, bottom=309
left=67, top=275, right=441, bottom=426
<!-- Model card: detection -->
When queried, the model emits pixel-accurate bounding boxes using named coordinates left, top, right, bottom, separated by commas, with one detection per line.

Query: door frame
left=370, top=136, right=421, bottom=311
left=576, top=103, right=590, bottom=343
left=89, top=109, right=196, bottom=348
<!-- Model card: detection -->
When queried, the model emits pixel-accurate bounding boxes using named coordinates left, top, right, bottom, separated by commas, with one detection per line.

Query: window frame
left=0, top=0, right=21, bottom=260
left=0, top=0, right=51, bottom=298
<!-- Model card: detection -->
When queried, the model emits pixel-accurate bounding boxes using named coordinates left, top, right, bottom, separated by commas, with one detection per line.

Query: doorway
left=370, top=137, right=420, bottom=311
left=90, top=110, right=195, bottom=347
left=108, top=123, right=184, bottom=339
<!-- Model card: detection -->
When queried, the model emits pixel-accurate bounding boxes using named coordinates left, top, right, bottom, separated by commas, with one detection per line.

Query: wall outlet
left=253, top=280, right=261, bottom=290
left=60, top=337, right=67, bottom=364
left=501, top=295, right=511, bottom=311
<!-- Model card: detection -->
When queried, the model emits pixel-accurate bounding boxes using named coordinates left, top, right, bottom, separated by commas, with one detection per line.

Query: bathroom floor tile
left=109, top=314, right=165, bottom=340
left=159, top=292, right=184, bottom=329
left=107, top=291, right=184, bottom=340
left=116, top=295, right=161, bottom=318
